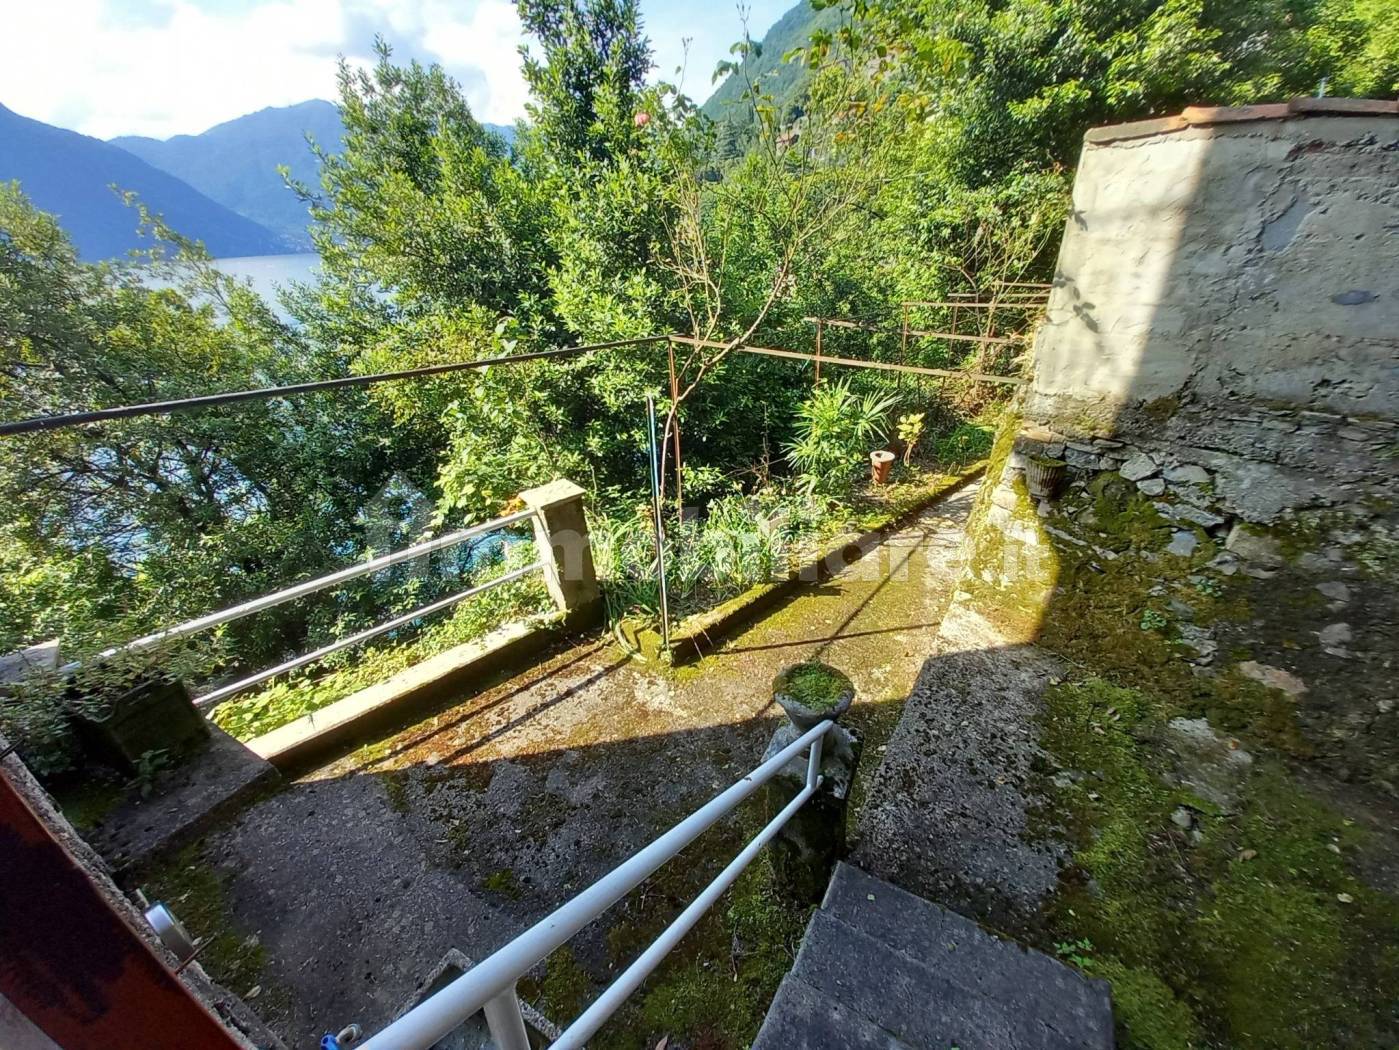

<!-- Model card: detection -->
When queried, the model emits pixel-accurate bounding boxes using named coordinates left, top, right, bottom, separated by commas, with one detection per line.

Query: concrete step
left=752, top=973, right=918, bottom=1050
left=822, top=862, right=1114, bottom=1046
left=790, top=908, right=1088, bottom=1050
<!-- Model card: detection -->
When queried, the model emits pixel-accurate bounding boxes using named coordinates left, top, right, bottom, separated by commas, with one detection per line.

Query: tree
left=517, top=0, right=653, bottom=164
left=0, top=184, right=396, bottom=660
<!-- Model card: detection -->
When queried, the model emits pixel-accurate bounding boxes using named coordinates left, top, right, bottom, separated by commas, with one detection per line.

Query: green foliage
left=211, top=542, right=551, bottom=740
left=934, top=421, right=993, bottom=465
left=896, top=411, right=926, bottom=464
left=592, top=487, right=828, bottom=623
left=775, top=662, right=851, bottom=711
left=130, top=748, right=173, bottom=799
left=855, top=0, right=1393, bottom=186
left=785, top=380, right=898, bottom=496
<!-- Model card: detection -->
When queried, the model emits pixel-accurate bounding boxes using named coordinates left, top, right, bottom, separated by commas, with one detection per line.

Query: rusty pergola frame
left=799, top=288, right=1048, bottom=386
left=667, top=334, right=1025, bottom=388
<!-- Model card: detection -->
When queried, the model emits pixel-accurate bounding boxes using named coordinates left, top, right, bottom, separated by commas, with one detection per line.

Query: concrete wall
left=1027, top=103, right=1399, bottom=442
left=959, top=101, right=1399, bottom=791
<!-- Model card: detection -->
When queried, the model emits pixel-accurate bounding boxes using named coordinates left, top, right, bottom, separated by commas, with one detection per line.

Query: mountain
left=114, top=101, right=517, bottom=251
left=0, top=102, right=286, bottom=261
left=112, top=100, right=342, bottom=252
left=701, top=1, right=835, bottom=152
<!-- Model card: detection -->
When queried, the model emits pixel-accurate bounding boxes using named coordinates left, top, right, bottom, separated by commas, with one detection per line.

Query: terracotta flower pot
left=870, top=449, right=896, bottom=485
left=1025, top=456, right=1067, bottom=499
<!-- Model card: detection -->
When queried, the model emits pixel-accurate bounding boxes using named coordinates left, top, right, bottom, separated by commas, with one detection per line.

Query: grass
left=774, top=662, right=851, bottom=711
left=211, top=544, right=552, bottom=741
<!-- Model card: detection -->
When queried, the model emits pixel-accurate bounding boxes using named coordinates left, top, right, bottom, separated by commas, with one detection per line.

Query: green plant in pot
left=772, top=661, right=855, bottom=731
left=63, top=644, right=213, bottom=776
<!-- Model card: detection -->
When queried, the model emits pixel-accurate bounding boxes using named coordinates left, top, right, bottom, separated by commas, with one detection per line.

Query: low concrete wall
left=248, top=615, right=567, bottom=770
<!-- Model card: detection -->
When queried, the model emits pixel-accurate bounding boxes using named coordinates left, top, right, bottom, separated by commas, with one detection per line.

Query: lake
left=213, top=252, right=322, bottom=316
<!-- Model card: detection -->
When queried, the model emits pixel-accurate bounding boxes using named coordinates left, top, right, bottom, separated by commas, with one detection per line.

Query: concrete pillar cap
left=520, top=478, right=586, bottom=508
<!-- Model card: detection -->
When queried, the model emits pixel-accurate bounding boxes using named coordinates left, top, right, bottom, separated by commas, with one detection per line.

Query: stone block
left=1163, top=463, right=1211, bottom=485
left=520, top=478, right=601, bottom=627
left=1137, top=478, right=1166, bottom=496
left=1224, top=524, right=1284, bottom=567
left=1161, top=717, right=1253, bottom=811
left=1119, top=452, right=1159, bottom=481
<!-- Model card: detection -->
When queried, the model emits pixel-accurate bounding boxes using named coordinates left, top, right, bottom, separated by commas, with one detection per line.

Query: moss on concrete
left=382, top=771, right=411, bottom=814
left=483, top=867, right=524, bottom=900
left=517, top=842, right=808, bottom=1050
left=55, top=773, right=127, bottom=830
left=613, top=855, right=810, bottom=1050
left=141, top=844, right=285, bottom=1015
left=1040, top=677, right=1399, bottom=1049
left=523, top=945, right=593, bottom=1024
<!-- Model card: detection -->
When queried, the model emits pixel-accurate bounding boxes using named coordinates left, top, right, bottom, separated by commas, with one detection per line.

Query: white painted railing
left=79, top=507, right=543, bottom=712
left=350, top=718, right=835, bottom=1050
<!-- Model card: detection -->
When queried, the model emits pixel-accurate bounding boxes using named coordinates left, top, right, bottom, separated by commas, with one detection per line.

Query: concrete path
left=156, top=482, right=979, bottom=1046
left=853, top=599, right=1069, bottom=929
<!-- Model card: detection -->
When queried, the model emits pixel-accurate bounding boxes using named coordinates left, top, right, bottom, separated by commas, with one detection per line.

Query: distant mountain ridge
left=114, top=101, right=517, bottom=251
left=701, top=0, right=833, bottom=145
left=112, top=101, right=344, bottom=252
left=0, top=101, right=286, bottom=261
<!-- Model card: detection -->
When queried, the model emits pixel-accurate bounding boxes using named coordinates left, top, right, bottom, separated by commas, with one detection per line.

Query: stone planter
left=870, top=450, right=896, bottom=485
left=1025, top=456, right=1068, bottom=499
left=72, top=676, right=209, bottom=775
left=772, top=661, right=854, bottom=731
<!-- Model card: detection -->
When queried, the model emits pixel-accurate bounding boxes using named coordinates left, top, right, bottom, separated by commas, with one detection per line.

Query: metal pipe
left=195, top=561, right=543, bottom=709
left=801, top=316, right=1020, bottom=345
left=667, top=335, right=1024, bottom=387
left=0, top=337, right=670, bottom=437
left=806, top=729, right=825, bottom=791
left=94, top=508, right=538, bottom=661
left=482, top=988, right=531, bottom=1050
left=551, top=767, right=825, bottom=1049
left=354, top=720, right=834, bottom=1050
left=899, top=300, right=1046, bottom=310
left=645, top=395, right=671, bottom=655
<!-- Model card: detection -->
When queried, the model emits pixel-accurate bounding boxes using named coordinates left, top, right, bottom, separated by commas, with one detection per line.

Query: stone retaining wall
left=965, top=101, right=1399, bottom=789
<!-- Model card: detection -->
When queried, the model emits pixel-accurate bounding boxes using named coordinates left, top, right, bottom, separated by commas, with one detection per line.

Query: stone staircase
left=753, top=862, right=1114, bottom=1050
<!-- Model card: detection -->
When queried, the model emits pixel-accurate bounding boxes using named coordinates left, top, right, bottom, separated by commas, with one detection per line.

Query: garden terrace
left=124, top=479, right=982, bottom=1048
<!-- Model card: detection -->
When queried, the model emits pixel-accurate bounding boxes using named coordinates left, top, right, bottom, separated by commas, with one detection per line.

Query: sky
left=1, top=0, right=794, bottom=141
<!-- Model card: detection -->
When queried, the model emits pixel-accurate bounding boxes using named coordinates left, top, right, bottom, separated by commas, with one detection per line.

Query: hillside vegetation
left=1, top=2, right=1396, bottom=1043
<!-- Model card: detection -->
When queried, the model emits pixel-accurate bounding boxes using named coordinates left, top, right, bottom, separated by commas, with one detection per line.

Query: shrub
left=785, top=381, right=898, bottom=496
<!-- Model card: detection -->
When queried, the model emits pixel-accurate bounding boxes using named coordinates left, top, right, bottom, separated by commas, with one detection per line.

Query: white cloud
left=1, top=0, right=530, bottom=138
left=0, top=0, right=790, bottom=140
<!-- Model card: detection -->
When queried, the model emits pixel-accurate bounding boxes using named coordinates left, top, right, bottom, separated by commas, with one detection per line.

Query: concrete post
left=520, top=479, right=602, bottom=629
left=762, top=722, right=862, bottom=904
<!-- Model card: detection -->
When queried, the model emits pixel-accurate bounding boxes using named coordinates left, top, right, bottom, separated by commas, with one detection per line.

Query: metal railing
left=78, top=507, right=545, bottom=713
left=352, top=718, right=835, bottom=1050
